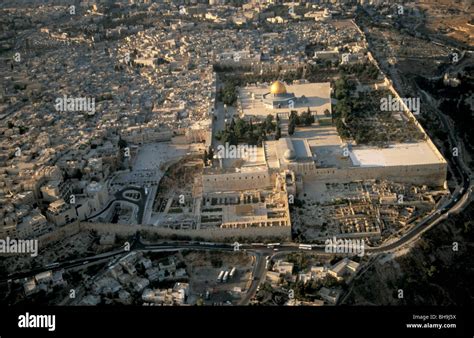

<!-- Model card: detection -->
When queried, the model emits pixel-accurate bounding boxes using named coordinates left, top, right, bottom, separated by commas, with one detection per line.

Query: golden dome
left=270, top=81, right=287, bottom=95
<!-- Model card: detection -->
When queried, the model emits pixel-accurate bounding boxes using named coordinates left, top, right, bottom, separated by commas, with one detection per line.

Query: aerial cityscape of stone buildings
left=0, top=0, right=449, bottom=247
left=0, top=0, right=472, bottom=318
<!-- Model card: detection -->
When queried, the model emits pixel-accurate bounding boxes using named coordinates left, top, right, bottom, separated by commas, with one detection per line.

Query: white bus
left=229, top=267, right=236, bottom=279
left=217, top=270, right=225, bottom=282
left=299, top=244, right=313, bottom=250
left=223, top=271, right=230, bottom=283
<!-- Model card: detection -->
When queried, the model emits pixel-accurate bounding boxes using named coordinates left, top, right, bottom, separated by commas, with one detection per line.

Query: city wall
left=303, top=162, right=447, bottom=187
left=80, top=222, right=291, bottom=242
left=30, top=221, right=291, bottom=250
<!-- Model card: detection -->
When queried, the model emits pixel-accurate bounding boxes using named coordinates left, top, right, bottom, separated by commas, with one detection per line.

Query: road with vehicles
left=3, top=135, right=472, bottom=297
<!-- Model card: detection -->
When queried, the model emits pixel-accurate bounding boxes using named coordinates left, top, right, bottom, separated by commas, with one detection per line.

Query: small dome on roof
left=284, top=149, right=296, bottom=161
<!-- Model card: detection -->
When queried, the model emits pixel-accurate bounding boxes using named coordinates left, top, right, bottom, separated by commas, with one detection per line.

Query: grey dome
left=284, top=149, right=296, bottom=161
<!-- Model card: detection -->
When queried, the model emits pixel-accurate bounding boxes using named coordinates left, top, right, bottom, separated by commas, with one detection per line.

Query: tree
left=221, top=80, right=238, bottom=105
left=335, top=98, right=352, bottom=119
left=288, top=119, right=296, bottom=136
left=300, top=111, right=313, bottom=126
left=265, top=114, right=275, bottom=133
left=336, top=119, right=350, bottom=139
left=275, top=126, right=281, bottom=140
left=245, top=130, right=258, bottom=145
left=288, top=110, right=300, bottom=134
left=228, top=132, right=238, bottom=146
left=18, top=126, right=29, bottom=135
left=234, top=117, right=247, bottom=139
left=334, top=76, right=353, bottom=100
left=118, top=138, right=128, bottom=149
left=229, top=117, right=236, bottom=131
left=289, top=110, right=297, bottom=123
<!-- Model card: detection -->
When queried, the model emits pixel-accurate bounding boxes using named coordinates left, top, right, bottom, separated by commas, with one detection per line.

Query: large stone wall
left=19, top=221, right=291, bottom=252
left=80, top=222, right=291, bottom=241
left=202, top=170, right=272, bottom=193
left=304, top=162, right=447, bottom=187
left=35, top=222, right=82, bottom=250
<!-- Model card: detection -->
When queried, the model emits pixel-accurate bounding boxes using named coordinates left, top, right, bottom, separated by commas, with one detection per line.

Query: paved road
left=1, top=246, right=129, bottom=283
left=238, top=251, right=266, bottom=305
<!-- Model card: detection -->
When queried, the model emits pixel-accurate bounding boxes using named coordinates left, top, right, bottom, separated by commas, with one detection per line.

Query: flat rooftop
left=292, top=139, right=313, bottom=159
left=350, top=142, right=446, bottom=167
left=218, top=146, right=267, bottom=170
